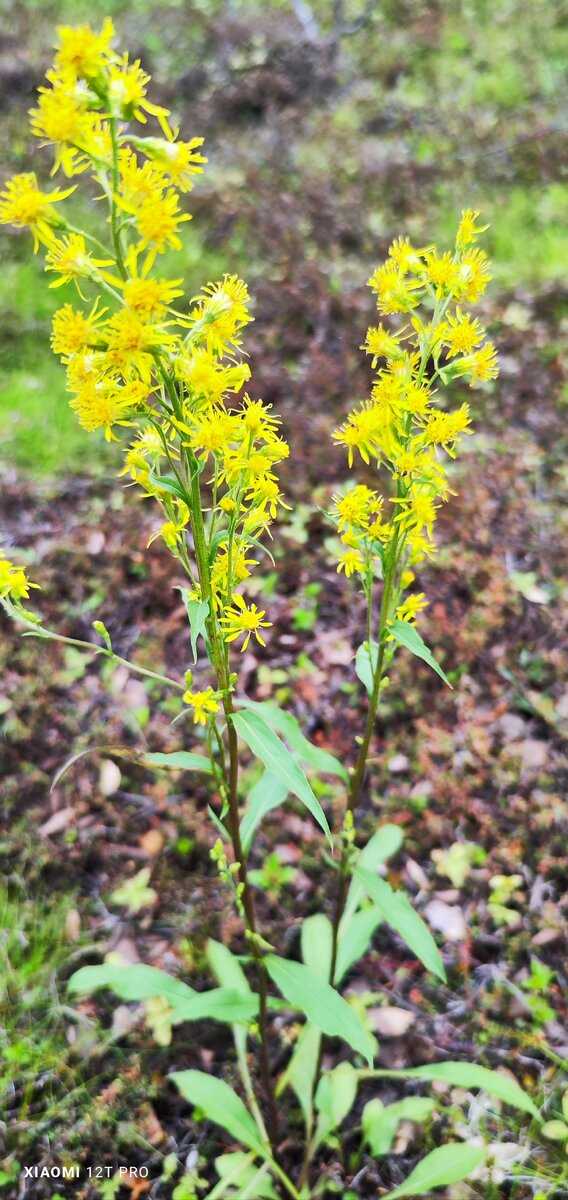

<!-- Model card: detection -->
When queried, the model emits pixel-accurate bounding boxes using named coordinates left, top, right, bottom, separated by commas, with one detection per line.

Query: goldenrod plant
left=1, top=22, right=541, bottom=1199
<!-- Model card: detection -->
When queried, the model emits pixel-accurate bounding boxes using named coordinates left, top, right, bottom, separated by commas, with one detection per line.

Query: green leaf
left=207, top=939, right=252, bottom=996
left=389, top=619, right=452, bottom=688
left=343, top=825, right=404, bottom=924
left=52, top=745, right=213, bottom=790
left=68, top=963, right=256, bottom=1025
left=180, top=594, right=210, bottom=663
left=240, top=772, right=288, bottom=855
left=170, top=1070, right=265, bottom=1156
left=68, top=963, right=197, bottom=1005
left=265, top=955, right=374, bottom=1065
left=301, top=914, right=333, bottom=980
left=170, top=989, right=257, bottom=1026
left=381, top=1143, right=485, bottom=1199
left=405, top=1062, right=540, bottom=1119
left=355, top=867, right=446, bottom=982
left=276, top=1022, right=321, bottom=1129
left=147, top=469, right=188, bottom=500
left=335, top=908, right=383, bottom=984
left=314, top=1063, right=358, bottom=1148
left=355, top=640, right=379, bottom=696
left=362, top=1097, right=435, bottom=1157
left=237, top=697, right=348, bottom=782
left=231, top=710, right=332, bottom=845
left=214, top=1154, right=278, bottom=1198
left=143, top=751, right=213, bottom=772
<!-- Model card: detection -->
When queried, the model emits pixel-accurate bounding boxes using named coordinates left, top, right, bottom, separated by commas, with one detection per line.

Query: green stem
left=180, top=438, right=281, bottom=1155
left=108, top=115, right=127, bottom=280
left=18, top=622, right=185, bottom=693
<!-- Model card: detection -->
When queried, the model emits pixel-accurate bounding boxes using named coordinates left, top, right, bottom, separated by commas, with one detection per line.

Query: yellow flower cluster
left=0, top=21, right=289, bottom=676
left=332, top=213, right=498, bottom=625
left=0, top=551, right=39, bottom=606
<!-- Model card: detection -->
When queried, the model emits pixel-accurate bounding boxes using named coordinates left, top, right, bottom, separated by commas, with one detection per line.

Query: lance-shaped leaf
left=179, top=592, right=210, bottom=663
left=231, top=709, right=332, bottom=844
left=68, top=964, right=256, bottom=1024
left=52, top=745, right=212, bottom=790
left=237, top=697, right=348, bottom=782
left=389, top=619, right=452, bottom=688
left=240, top=772, right=289, bottom=855
left=265, top=955, right=374, bottom=1065
left=170, top=1070, right=266, bottom=1156
left=404, top=1062, right=540, bottom=1119
left=355, top=867, right=446, bottom=982
left=355, top=640, right=379, bottom=696
left=381, top=1143, right=485, bottom=1199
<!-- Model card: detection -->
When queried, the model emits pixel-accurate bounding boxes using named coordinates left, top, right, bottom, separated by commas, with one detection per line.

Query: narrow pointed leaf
left=180, top=594, right=209, bottom=663
left=389, top=619, right=452, bottom=688
left=276, top=1022, right=321, bottom=1128
left=301, top=914, right=333, bottom=980
left=265, top=955, right=374, bottom=1065
left=144, top=751, right=213, bottom=772
left=68, top=963, right=197, bottom=1005
left=147, top=470, right=188, bottom=501
left=238, top=697, right=348, bottom=782
left=52, top=745, right=212, bottom=791
left=381, top=1143, right=485, bottom=1199
left=355, top=640, right=379, bottom=696
left=231, top=709, right=332, bottom=844
left=170, top=1070, right=265, bottom=1155
left=207, top=939, right=252, bottom=996
left=343, top=824, right=404, bottom=923
left=406, top=1062, right=540, bottom=1119
left=241, top=772, right=288, bottom=854
left=335, top=907, right=383, bottom=984
left=356, top=867, right=446, bottom=981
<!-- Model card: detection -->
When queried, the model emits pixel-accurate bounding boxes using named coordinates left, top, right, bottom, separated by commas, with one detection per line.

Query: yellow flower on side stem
left=51, top=299, right=108, bottom=358
left=0, top=172, right=75, bottom=251
left=182, top=687, right=220, bottom=726
left=44, top=232, right=114, bottom=289
left=0, top=553, right=39, bottom=602
left=220, top=594, right=272, bottom=651
left=395, top=593, right=428, bottom=623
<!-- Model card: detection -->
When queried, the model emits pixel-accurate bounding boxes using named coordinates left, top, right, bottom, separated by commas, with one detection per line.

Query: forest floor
left=1, top=1, right=567, bottom=1198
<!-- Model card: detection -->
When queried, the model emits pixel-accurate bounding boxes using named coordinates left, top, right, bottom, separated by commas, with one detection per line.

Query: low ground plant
left=0, top=21, right=543, bottom=1198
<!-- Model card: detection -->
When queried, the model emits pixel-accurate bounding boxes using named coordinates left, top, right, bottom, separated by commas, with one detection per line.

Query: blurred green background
left=0, top=0, right=566, bottom=475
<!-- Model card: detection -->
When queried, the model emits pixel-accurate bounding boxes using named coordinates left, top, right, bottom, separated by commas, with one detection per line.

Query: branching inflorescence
left=1, top=23, right=541, bottom=1200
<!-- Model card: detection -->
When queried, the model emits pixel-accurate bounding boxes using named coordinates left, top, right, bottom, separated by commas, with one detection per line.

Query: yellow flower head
left=188, top=276, right=252, bottom=355
left=107, top=56, right=172, bottom=135
left=455, top=343, right=499, bottom=385
left=69, top=376, right=148, bottom=440
left=457, top=248, right=492, bottom=302
left=337, top=545, right=365, bottom=577
left=54, top=19, right=115, bottom=81
left=362, top=324, right=401, bottom=366
left=441, top=311, right=485, bottom=357
left=456, top=209, right=489, bottom=249
left=133, top=135, right=207, bottom=192
left=104, top=308, right=176, bottom=382
left=0, top=172, right=74, bottom=251
left=333, top=485, right=376, bottom=533
left=45, top=232, right=114, bottom=289
left=51, top=300, right=108, bottom=358
left=0, top=553, right=39, bottom=602
left=133, top=188, right=191, bottom=258
left=182, top=687, right=220, bottom=726
left=220, top=593, right=272, bottom=651
left=119, top=251, right=184, bottom=320
left=395, top=593, right=428, bottom=623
